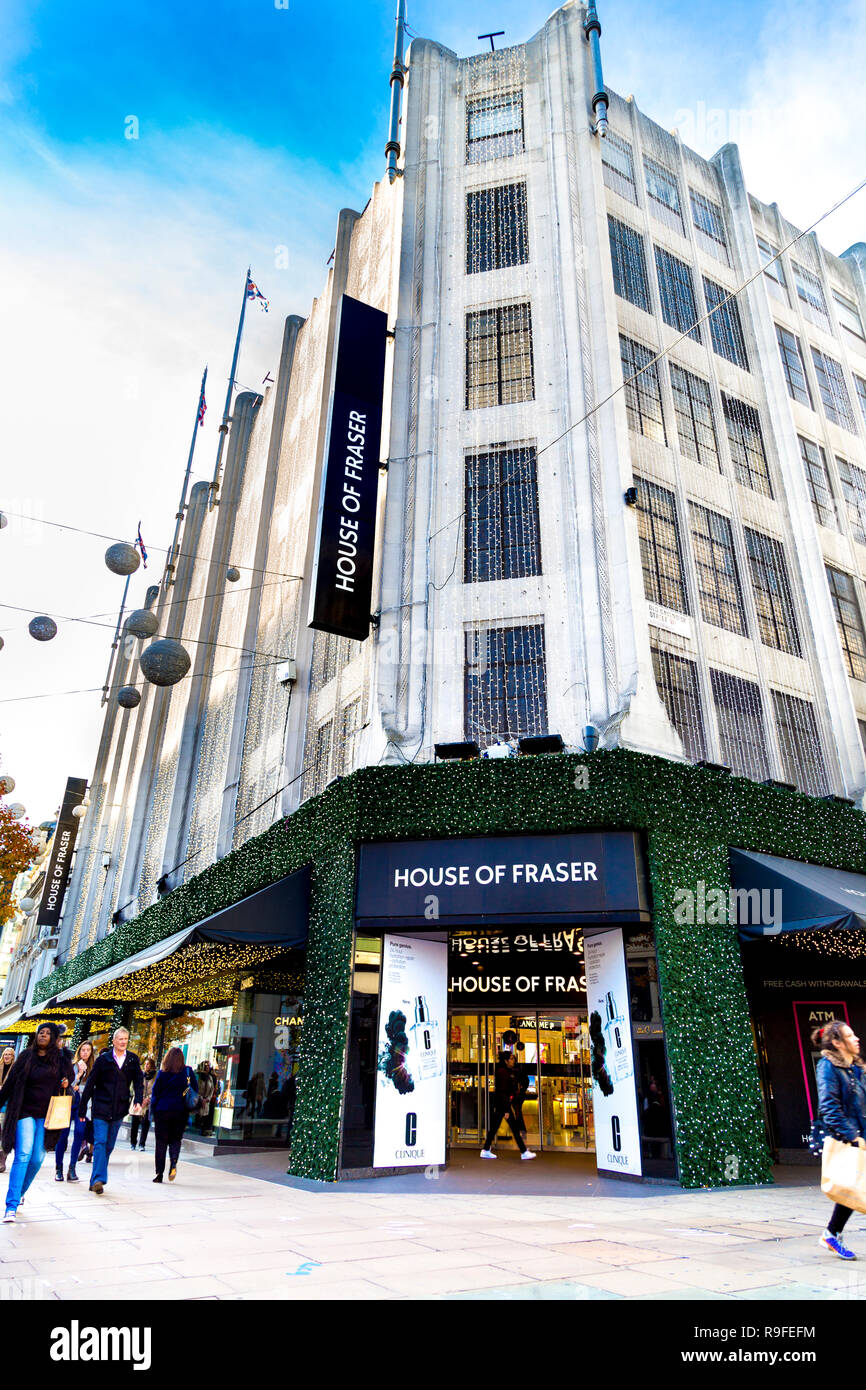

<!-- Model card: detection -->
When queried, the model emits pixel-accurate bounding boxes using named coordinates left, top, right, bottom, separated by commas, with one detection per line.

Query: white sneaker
left=480, top=1149, right=497, bottom=1159
left=521, top=1150, right=537, bottom=1161
left=3, top=1211, right=14, bottom=1223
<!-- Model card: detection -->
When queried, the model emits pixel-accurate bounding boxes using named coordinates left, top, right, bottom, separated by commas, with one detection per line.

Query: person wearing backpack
left=150, top=1048, right=198, bottom=1184
left=814, top=1019, right=866, bottom=1260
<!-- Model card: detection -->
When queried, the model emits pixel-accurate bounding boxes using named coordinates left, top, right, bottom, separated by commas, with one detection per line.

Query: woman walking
left=130, top=1058, right=156, bottom=1151
left=480, top=1051, right=536, bottom=1161
left=54, top=1039, right=95, bottom=1183
left=815, top=1019, right=866, bottom=1260
left=0, top=1047, right=17, bottom=1174
left=150, top=1048, right=197, bottom=1184
left=0, top=1023, right=73, bottom=1222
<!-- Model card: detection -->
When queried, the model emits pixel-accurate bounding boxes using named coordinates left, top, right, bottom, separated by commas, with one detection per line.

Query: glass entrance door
left=448, top=1012, right=592, bottom=1152
left=536, top=1013, right=593, bottom=1151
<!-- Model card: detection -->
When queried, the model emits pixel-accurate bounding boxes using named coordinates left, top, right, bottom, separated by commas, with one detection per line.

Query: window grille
left=608, top=217, right=650, bottom=312
left=466, top=184, right=529, bottom=274
left=710, top=669, right=770, bottom=781
left=826, top=566, right=866, bottom=681
left=744, top=528, right=802, bottom=656
left=601, top=131, right=638, bottom=204
left=757, top=238, right=788, bottom=303
left=651, top=647, right=706, bottom=761
left=465, top=624, right=548, bottom=746
left=465, top=303, right=534, bottom=409
left=466, top=91, right=524, bottom=163
left=722, top=394, right=772, bottom=496
left=799, top=436, right=838, bottom=530
left=644, top=158, right=682, bottom=230
left=772, top=691, right=829, bottom=795
left=775, top=324, right=812, bottom=407
left=655, top=246, right=700, bottom=340
left=837, top=457, right=866, bottom=545
left=464, top=446, right=542, bottom=583
left=704, top=277, right=749, bottom=369
left=620, top=335, right=666, bottom=443
left=636, top=478, right=689, bottom=613
left=670, top=365, right=719, bottom=469
left=811, top=347, right=856, bottom=431
left=689, top=503, right=747, bottom=634
left=792, top=261, right=830, bottom=330
left=833, top=290, right=865, bottom=342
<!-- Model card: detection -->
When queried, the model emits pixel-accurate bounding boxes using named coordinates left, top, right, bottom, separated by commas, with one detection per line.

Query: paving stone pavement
left=1, top=1147, right=863, bottom=1301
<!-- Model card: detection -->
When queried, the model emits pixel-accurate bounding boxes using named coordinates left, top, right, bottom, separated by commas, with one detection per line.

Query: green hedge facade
left=36, top=750, right=866, bottom=1186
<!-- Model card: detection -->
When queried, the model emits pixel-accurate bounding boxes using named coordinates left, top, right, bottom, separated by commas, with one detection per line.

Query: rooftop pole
left=385, top=1, right=407, bottom=184
left=584, top=1, right=609, bottom=137
left=210, top=269, right=250, bottom=507
left=164, top=365, right=208, bottom=587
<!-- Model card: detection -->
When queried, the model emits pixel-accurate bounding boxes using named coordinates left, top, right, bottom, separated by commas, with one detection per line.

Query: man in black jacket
left=80, top=1027, right=143, bottom=1194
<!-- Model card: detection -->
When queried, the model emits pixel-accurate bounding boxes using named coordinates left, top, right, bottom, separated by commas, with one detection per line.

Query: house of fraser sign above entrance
left=356, top=833, right=650, bottom=928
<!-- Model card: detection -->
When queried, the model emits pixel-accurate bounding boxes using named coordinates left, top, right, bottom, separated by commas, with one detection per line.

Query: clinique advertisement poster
left=584, top=929, right=643, bottom=1176
left=373, top=935, right=448, bottom=1168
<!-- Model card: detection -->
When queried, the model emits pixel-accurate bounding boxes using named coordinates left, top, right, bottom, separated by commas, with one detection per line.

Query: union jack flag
left=246, top=276, right=269, bottom=312
left=136, top=523, right=148, bottom=569
left=197, top=382, right=207, bottom=426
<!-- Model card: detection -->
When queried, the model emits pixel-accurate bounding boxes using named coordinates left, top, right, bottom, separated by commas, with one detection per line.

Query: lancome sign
left=356, top=833, right=650, bottom=929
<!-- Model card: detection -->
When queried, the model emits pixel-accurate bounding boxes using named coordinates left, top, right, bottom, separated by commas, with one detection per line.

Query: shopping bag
left=821, top=1137, right=866, bottom=1214
left=44, top=1093, right=72, bottom=1131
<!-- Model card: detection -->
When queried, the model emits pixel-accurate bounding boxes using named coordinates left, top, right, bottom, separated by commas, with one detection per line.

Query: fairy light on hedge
left=32, top=748, right=866, bottom=1188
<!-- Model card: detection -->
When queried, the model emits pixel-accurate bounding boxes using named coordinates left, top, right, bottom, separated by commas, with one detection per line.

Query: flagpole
left=101, top=573, right=132, bottom=705
left=164, top=365, right=208, bottom=587
left=209, top=267, right=250, bottom=508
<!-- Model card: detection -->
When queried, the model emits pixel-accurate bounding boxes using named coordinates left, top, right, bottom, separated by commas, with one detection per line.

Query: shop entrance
left=448, top=1012, right=594, bottom=1153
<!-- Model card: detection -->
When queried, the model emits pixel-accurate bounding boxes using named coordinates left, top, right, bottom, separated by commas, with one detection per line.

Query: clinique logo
left=50, top=1322, right=151, bottom=1372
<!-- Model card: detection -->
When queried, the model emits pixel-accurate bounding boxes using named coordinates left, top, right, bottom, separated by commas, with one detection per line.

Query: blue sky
left=1, top=0, right=864, bottom=821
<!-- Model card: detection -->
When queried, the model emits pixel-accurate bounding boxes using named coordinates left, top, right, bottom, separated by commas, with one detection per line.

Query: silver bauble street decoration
left=18, top=897, right=36, bottom=913
left=0, top=636, right=4, bottom=651
left=8, top=803, right=25, bottom=819
left=0, top=776, right=14, bottom=794
left=226, top=566, right=241, bottom=583
left=0, top=512, right=7, bottom=529
left=117, top=686, right=142, bottom=709
left=104, top=542, right=140, bottom=576
left=125, top=609, right=159, bottom=640
left=28, top=616, right=57, bottom=642
left=139, top=638, right=191, bottom=687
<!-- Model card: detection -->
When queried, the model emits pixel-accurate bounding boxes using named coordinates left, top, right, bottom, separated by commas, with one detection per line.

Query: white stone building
left=57, top=0, right=866, bottom=964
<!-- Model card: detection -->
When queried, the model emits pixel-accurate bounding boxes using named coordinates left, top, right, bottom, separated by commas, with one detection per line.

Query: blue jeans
left=6, top=1117, right=46, bottom=1213
left=55, top=1117, right=88, bottom=1171
left=91, top=1118, right=122, bottom=1187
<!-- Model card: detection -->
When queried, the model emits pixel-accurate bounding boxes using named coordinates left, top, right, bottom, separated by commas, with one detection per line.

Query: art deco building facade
left=28, top=2, right=866, bottom=1183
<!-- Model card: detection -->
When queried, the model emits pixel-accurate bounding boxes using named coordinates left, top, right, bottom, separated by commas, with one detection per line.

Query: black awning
left=730, top=848, right=866, bottom=941
left=188, top=866, right=311, bottom=947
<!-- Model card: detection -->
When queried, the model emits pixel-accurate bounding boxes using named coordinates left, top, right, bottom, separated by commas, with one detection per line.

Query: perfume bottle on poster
left=409, top=995, right=442, bottom=1080
left=603, top=992, right=632, bottom=1083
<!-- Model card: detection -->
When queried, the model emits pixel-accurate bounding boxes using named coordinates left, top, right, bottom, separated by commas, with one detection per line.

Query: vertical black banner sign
left=308, top=294, right=388, bottom=641
left=36, top=776, right=88, bottom=930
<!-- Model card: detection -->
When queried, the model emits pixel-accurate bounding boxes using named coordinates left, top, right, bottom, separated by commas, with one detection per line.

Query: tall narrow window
left=608, top=217, right=650, bottom=311
left=799, top=437, right=838, bottom=530
left=744, top=528, right=802, bottom=656
left=466, top=303, right=534, bottom=409
left=466, top=91, right=524, bottom=162
left=722, top=395, right=772, bottom=496
left=636, top=478, right=689, bottom=613
left=710, top=670, right=770, bottom=781
left=306, top=721, right=333, bottom=798
left=689, top=504, right=747, bottom=634
left=601, top=131, right=637, bottom=204
left=811, top=348, right=856, bottom=431
left=833, top=290, right=865, bottom=342
left=643, top=158, right=682, bottom=230
left=466, top=184, right=528, bottom=274
left=620, top=335, right=666, bottom=443
left=341, top=699, right=363, bottom=774
left=654, top=247, right=700, bottom=340
left=772, top=691, right=829, bottom=795
left=465, top=624, right=548, bottom=745
left=757, top=238, right=788, bottom=303
left=826, top=566, right=866, bottom=681
left=464, top=446, right=541, bottom=583
left=670, top=365, right=719, bottom=469
left=651, top=648, right=706, bottom=761
left=704, top=277, right=749, bottom=369
left=855, top=376, right=866, bottom=430
left=775, top=324, right=812, bottom=407
left=792, top=262, right=830, bottom=330
left=690, top=188, right=727, bottom=243
left=837, top=457, right=866, bottom=546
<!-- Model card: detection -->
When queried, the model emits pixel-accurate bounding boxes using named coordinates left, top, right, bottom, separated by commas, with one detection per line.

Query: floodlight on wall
left=518, top=734, right=565, bottom=756
left=761, top=778, right=797, bottom=792
left=696, top=760, right=732, bottom=773
left=434, top=741, right=480, bottom=761
left=624, top=487, right=638, bottom=507
left=583, top=724, right=600, bottom=752
left=822, top=793, right=856, bottom=807
left=277, top=659, right=297, bottom=687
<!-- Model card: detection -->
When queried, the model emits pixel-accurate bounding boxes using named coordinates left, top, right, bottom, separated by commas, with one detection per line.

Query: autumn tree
left=0, top=805, right=38, bottom=927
